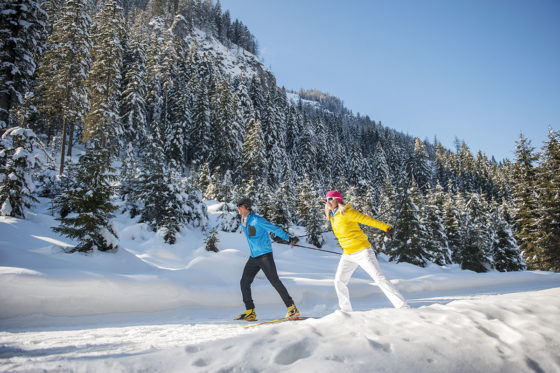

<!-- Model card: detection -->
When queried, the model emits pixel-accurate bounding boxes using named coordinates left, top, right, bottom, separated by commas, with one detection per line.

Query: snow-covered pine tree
left=249, top=74, right=264, bottom=120
left=261, top=181, right=292, bottom=233
left=241, top=117, right=267, bottom=184
left=216, top=169, right=234, bottom=202
left=52, top=145, right=118, bottom=252
left=159, top=29, right=185, bottom=169
left=212, top=77, right=242, bottom=171
left=204, top=226, right=219, bottom=252
left=0, top=0, right=47, bottom=129
left=458, top=142, right=476, bottom=193
left=511, top=134, right=541, bottom=269
left=535, top=128, right=560, bottom=271
left=371, top=143, right=390, bottom=189
left=490, top=199, right=524, bottom=272
left=446, top=191, right=467, bottom=264
left=121, top=38, right=148, bottom=148
left=387, top=178, right=430, bottom=266
left=423, top=182, right=451, bottom=265
left=134, top=136, right=185, bottom=244
left=295, top=114, right=317, bottom=178
left=376, top=176, right=398, bottom=254
left=84, top=0, right=125, bottom=153
left=0, top=127, right=42, bottom=217
left=434, top=143, right=451, bottom=191
left=204, top=166, right=221, bottom=200
left=188, top=53, right=213, bottom=167
left=35, top=0, right=91, bottom=175
left=52, top=0, right=124, bottom=253
left=412, top=137, right=432, bottom=193
left=216, top=201, right=240, bottom=232
left=346, top=144, right=367, bottom=187
left=232, top=73, right=252, bottom=134
left=458, top=193, right=492, bottom=272
left=284, top=105, right=299, bottom=161
left=296, top=176, right=325, bottom=248
left=120, top=142, right=141, bottom=217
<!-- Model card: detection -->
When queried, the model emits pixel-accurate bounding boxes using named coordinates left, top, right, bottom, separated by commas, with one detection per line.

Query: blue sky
left=218, top=0, right=559, bottom=161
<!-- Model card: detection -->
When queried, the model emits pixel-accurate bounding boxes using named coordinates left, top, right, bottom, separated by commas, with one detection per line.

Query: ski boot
left=234, top=308, right=256, bottom=321
left=286, top=304, right=300, bottom=318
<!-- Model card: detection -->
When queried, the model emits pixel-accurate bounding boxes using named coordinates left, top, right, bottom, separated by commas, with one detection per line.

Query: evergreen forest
left=1, top=0, right=559, bottom=272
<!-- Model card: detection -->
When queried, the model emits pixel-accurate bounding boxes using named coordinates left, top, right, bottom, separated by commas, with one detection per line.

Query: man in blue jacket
left=234, top=197, right=300, bottom=321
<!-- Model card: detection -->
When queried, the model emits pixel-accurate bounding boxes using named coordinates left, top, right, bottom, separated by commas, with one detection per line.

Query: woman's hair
left=325, top=200, right=347, bottom=220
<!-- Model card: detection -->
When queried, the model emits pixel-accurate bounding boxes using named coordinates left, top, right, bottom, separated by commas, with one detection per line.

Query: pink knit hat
left=325, top=190, right=343, bottom=202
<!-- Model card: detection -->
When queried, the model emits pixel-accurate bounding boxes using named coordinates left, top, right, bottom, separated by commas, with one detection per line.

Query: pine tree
left=263, top=181, right=292, bottom=232
left=511, top=134, right=541, bottom=269
left=135, top=137, right=185, bottom=244
left=188, top=54, right=213, bottom=167
left=413, top=138, right=432, bottom=193
left=0, top=127, right=42, bottom=217
left=120, top=142, right=141, bottom=217
left=295, top=115, right=317, bottom=177
left=159, top=30, right=185, bottom=169
left=212, top=78, right=242, bottom=171
left=376, top=176, right=397, bottom=254
left=297, top=176, right=325, bottom=248
left=434, top=143, right=451, bottom=191
left=459, top=193, right=492, bottom=272
left=216, top=202, right=240, bottom=232
left=84, top=0, right=125, bottom=154
left=204, top=227, right=219, bottom=252
left=241, top=117, right=267, bottom=183
left=446, top=191, right=466, bottom=263
left=388, top=179, right=430, bottom=266
left=0, top=0, right=47, bottom=129
left=423, top=183, right=451, bottom=265
left=53, top=146, right=118, bottom=252
left=35, top=0, right=91, bottom=175
left=371, top=143, right=390, bottom=187
left=121, top=38, right=148, bottom=147
left=535, top=129, right=560, bottom=271
left=490, top=200, right=524, bottom=272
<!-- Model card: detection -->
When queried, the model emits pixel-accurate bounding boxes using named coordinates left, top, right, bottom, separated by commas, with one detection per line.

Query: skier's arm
left=255, top=216, right=290, bottom=241
left=346, top=208, right=391, bottom=232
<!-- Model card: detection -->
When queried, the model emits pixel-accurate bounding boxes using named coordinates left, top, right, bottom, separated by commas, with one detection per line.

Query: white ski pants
left=334, top=247, right=409, bottom=311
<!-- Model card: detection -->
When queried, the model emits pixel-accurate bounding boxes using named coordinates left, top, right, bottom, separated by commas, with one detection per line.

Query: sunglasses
left=326, top=197, right=338, bottom=202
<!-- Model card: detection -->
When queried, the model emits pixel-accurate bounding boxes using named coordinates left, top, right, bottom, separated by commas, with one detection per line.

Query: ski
left=239, top=316, right=310, bottom=329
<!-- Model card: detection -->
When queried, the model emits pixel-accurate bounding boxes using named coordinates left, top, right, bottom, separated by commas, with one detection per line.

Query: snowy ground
left=1, top=199, right=560, bottom=372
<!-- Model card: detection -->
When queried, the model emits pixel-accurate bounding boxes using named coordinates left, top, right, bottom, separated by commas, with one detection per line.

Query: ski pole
left=293, top=244, right=341, bottom=255
left=296, top=230, right=330, bottom=238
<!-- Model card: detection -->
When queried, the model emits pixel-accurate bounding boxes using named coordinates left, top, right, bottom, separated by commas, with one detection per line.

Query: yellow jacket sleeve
left=330, top=204, right=391, bottom=254
left=344, top=206, right=391, bottom=232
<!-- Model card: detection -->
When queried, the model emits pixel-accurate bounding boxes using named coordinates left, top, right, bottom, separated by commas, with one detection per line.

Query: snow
left=186, top=28, right=270, bottom=80
left=1, top=199, right=560, bottom=372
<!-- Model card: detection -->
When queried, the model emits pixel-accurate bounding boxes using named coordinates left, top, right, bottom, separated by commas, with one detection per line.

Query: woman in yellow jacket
left=325, top=190, right=409, bottom=311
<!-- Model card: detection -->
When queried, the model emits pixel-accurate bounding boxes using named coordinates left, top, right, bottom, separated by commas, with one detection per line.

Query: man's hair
left=236, top=197, right=252, bottom=209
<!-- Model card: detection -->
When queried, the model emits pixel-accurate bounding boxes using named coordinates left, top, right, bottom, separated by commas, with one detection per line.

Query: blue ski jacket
left=241, top=211, right=290, bottom=258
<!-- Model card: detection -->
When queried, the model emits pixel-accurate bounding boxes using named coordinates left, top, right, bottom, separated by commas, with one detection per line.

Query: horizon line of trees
left=1, top=0, right=558, bottom=272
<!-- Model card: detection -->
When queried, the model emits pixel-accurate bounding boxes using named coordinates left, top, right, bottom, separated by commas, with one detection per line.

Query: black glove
left=288, top=236, right=300, bottom=247
left=271, top=235, right=285, bottom=243
left=385, top=227, right=394, bottom=239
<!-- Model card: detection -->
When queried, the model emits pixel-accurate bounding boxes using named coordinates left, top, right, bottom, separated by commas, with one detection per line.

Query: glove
left=288, top=236, right=300, bottom=247
left=385, top=227, right=394, bottom=239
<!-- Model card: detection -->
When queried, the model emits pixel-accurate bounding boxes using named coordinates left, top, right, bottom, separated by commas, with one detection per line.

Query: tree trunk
left=59, top=116, right=67, bottom=175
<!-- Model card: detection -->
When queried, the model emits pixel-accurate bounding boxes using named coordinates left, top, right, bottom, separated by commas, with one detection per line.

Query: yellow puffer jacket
left=329, top=204, right=391, bottom=254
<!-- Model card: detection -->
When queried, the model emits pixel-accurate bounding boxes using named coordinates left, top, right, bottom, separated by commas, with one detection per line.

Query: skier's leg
left=358, top=247, right=409, bottom=309
left=258, top=253, right=294, bottom=307
left=240, top=256, right=261, bottom=310
left=334, top=254, right=359, bottom=312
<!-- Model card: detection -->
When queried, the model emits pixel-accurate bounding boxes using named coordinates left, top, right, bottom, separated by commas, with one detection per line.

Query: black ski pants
left=240, top=252, right=294, bottom=310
